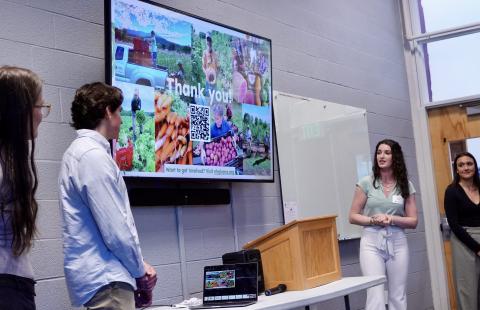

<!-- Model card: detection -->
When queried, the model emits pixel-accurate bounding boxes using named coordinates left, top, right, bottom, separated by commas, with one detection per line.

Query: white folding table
left=149, top=275, right=386, bottom=310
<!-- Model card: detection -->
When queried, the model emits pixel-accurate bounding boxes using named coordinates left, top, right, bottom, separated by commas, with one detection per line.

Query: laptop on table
left=190, top=262, right=258, bottom=309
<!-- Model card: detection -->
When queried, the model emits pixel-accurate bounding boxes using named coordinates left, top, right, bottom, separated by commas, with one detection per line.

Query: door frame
left=410, top=100, right=450, bottom=310
left=400, top=1, right=450, bottom=308
left=426, top=106, right=480, bottom=310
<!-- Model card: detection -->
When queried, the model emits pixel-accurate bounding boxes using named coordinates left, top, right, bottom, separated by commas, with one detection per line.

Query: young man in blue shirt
left=59, top=82, right=156, bottom=309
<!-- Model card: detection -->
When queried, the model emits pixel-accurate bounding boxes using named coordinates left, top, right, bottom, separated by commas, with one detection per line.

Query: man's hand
left=137, top=261, right=157, bottom=290
left=135, top=262, right=157, bottom=308
left=143, top=261, right=156, bottom=278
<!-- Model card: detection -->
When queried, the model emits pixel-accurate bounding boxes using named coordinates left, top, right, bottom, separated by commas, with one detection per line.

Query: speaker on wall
left=128, top=188, right=231, bottom=206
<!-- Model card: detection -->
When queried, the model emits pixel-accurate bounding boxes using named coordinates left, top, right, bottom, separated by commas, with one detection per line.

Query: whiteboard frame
left=273, top=91, right=372, bottom=240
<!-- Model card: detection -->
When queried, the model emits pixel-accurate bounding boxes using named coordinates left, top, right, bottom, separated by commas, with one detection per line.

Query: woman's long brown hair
left=0, top=66, right=41, bottom=256
left=372, top=139, right=410, bottom=199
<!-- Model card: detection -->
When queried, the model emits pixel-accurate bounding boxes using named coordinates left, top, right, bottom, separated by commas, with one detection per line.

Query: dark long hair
left=0, top=66, right=42, bottom=256
left=451, top=152, right=480, bottom=188
left=373, top=139, right=410, bottom=199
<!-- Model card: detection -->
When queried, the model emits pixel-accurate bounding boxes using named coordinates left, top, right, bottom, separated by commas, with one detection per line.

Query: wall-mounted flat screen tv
left=105, top=0, right=273, bottom=181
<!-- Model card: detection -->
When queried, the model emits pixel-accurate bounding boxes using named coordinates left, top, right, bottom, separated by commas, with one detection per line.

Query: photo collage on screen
left=111, top=0, right=272, bottom=179
left=205, top=270, right=236, bottom=290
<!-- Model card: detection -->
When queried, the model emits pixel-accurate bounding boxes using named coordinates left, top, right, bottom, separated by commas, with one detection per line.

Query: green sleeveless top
left=357, top=175, right=416, bottom=217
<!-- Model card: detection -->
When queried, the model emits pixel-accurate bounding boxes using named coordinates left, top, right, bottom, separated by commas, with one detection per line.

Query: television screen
left=106, top=0, right=273, bottom=181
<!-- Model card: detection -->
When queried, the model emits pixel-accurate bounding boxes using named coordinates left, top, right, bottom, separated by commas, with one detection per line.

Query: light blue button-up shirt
left=59, top=129, right=145, bottom=307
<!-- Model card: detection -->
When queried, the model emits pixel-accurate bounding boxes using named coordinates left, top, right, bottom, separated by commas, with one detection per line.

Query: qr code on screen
left=189, top=104, right=211, bottom=142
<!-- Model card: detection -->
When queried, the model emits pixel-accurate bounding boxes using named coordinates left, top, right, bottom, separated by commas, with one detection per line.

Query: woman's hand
left=370, top=214, right=391, bottom=226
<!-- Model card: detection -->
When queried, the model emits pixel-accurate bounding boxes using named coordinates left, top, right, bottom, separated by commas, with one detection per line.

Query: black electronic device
left=222, top=249, right=265, bottom=293
left=189, top=263, right=258, bottom=309
left=264, top=284, right=286, bottom=296
left=128, top=187, right=230, bottom=206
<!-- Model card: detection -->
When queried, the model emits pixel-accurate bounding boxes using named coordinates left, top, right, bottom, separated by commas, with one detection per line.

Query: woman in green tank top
left=349, top=139, right=418, bottom=310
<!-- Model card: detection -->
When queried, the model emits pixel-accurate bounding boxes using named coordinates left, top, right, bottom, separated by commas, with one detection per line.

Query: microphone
left=264, top=284, right=287, bottom=296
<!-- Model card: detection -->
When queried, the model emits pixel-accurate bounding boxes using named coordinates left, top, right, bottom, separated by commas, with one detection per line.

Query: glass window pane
left=423, top=32, right=480, bottom=102
left=419, top=0, right=480, bottom=33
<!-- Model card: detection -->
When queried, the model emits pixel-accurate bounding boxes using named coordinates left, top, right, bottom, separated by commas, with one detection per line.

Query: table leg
left=344, top=295, right=350, bottom=310
left=305, top=306, right=310, bottom=310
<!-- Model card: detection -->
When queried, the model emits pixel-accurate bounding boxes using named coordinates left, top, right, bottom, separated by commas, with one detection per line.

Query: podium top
left=243, top=215, right=337, bottom=249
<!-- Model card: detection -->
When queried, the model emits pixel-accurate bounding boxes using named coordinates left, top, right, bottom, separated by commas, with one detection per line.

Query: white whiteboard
left=273, top=91, right=372, bottom=240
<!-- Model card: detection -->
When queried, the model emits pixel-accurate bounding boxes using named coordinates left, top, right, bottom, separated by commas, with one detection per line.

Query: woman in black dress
left=444, top=151, right=480, bottom=310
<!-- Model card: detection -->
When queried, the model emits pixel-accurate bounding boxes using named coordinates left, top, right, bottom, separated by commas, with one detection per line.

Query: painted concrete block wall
left=0, top=0, right=433, bottom=309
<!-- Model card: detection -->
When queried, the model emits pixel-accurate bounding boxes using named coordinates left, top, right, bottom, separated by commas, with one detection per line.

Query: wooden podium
left=243, top=215, right=341, bottom=291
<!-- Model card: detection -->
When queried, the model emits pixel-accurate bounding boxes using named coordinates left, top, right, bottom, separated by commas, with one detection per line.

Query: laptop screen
left=202, top=263, right=258, bottom=303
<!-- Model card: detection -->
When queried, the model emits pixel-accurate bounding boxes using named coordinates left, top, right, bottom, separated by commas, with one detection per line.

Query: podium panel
left=244, top=216, right=341, bottom=291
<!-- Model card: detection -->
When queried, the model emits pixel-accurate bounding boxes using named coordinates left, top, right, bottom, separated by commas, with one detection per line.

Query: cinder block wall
left=0, top=0, right=432, bottom=309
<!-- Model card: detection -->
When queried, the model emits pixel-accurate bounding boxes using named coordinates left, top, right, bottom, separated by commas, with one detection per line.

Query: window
left=419, top=0, right=480, bottom=34
left=422, top=32, right=480, bottom=102
left=404, top=0, right=480, bottom=105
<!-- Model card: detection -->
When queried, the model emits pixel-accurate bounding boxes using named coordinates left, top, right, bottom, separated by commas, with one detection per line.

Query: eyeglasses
left=35, top=104, right=51, bottom=118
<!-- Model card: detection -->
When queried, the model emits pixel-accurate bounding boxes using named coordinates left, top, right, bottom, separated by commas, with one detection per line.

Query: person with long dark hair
left=444, top=152, right=480, bottom=310
left=0, top=66, right=49, bottom=309
left=349, top=139, right=417, bottom=310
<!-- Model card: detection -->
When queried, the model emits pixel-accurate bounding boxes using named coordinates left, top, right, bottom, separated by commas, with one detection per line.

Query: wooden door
left=427, top=105, right=480, bottom=310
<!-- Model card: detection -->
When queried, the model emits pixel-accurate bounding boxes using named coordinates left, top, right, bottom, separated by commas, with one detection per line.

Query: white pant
left=360, top=226, right=409, bottom=310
